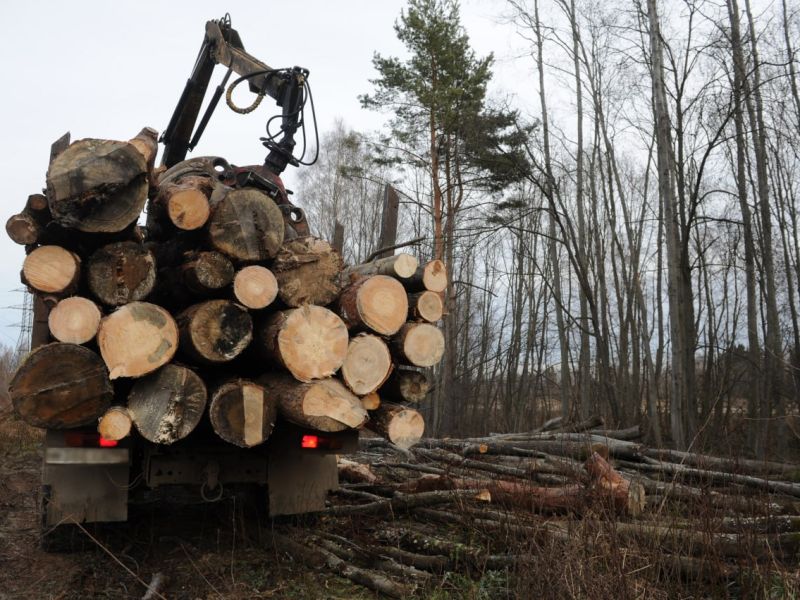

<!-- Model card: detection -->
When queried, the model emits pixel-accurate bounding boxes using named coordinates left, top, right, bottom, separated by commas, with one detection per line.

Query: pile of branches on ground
left=269, top=419, right=800, bottom=597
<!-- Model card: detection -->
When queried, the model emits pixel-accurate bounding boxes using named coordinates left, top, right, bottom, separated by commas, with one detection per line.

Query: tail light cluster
left=64, top=431, right=119, bottom=448
left=300, top=434, right=342, bottom=450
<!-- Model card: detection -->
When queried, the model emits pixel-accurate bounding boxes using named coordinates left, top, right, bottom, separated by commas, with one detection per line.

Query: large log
left=380, top=368, right=431, bottom=404
left=208, top=379, right=277, bottom=447
left=207, top=188, right=284, bottom=261
left=22, top=245, right=81, bottom=295
left=9, top=343, right=112, bottom=428
left=45, top=136, right=149, bottom=233
left=87, top=241, right=157, bottom=306
left=97, top=302, right=178, bottom=379
left=341, top=334, right=393, bottom=395
left=408, top=291, right=443, bottom=323
left=127, top=364, right=207, bottom=444
left=391, top=323, right=445, bottom=367
left=343, top=253, right=418, bottom=281
left=177, top=300, right=253, bottom=364
left=47, top=296, right=102, bottom=344
left=404, top=260, right=447, bottom=293
left=367, top=402, right=425, bottom=449
left=258, top=373, right=368, bottom=432
left=337, top=275, right=408, bottom=335
left=258, top=306, right=349, bottom=382
left=233, top=265, right=278, bottom=309
left=97, top=406, right=133, bottom=441
left=271, top=236, right=344, bottom=307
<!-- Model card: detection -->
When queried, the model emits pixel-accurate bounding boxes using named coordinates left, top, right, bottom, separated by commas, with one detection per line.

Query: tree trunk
left=233, top=265, right=278, bottom=309
left=127, top=364, right=207, bottom=444
left=209, top=379, right=277, bottom=447
left=22, top=245, right=81, bottom=295
left=10, top=343, right=112, bottom=428
left=257, top=306, right=349, bottom=382
left=47, top=296, right=102, bottom=344
left=97, top=302, right=178, bottom=379
left=87, top=241, right=157, bottom=306
left=207, top=187, right=284, bottom=261
left=341, top=333, right=393, bottom=395
left=337, top=275, right=408, bottom=335
left=392, top=323, right=445, bottom=368
left=176, top=300, right=253, bottom=365
left=258, top=373, right=368, bottom=432
left=367, top=402, right=425, bottom=449
left=271, top=236, right=344, bottom=307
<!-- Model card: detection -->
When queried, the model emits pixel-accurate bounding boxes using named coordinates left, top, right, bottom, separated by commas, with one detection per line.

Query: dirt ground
left=0, top=447, right=382, bottom=600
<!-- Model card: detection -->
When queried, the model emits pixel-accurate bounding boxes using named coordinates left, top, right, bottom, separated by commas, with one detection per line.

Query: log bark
left=257, top=306, right=349, bottom=382
left=380, top=368, right=431, bottom=404
left=343, top=253, right=418, bottom=281
left=22, top=245, right=81, bottom=294
left=367, top=402, right=425, bottom=449
left=97, top=302, right=178, bottom=379
left=177, top=300, right=253, bottom=364
left=258, top=373, right=368, bottom=432
left=404, top=260, right=447, bottom=293
left=207, top=188, right=284, bottom=261
left=9, top=343, right=112, bottom=428
left=271, top=236, right=343, bottom=307
left=127, top=364, right=207, bottom=444
left=391, top=323, right=445, bottom=367
left=408, top=291, right=443, bottom=323
left=584, top=451, right=646, bottom=516
left=341, top=334, right=393, bottom=395
left=127, top=127, right=159, bottom=170
left=337, top=275, right=408, bottom=335
left=208, top=379, right=277, bottom=447
left=45, top=137, right=149, bottom=232
left=47, top=296, right=102, bottom=344
left=233, top=265, right=278, bottom=309
left=97, top=406, right=132, bottom=441
left=87, top=241, right=157, bottom=306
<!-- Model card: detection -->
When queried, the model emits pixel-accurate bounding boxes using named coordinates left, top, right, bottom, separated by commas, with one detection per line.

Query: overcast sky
left=0, top=0, right=532, bottom=348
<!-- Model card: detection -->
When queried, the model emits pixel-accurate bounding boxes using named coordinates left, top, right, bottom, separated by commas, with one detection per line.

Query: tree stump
left=271, top=237, right=343, bottom=307
left=22, top=245, right=81, bottom=295
left=48, top=296, right=102, bottom=344
left=87, top=241, right=157, bottom=306
left=341, top=334, right=393, bottom=395
left=9, top=343, right=112, bottom=428
left=367, top=402, right=425, bottom=449
left=233, top=265, right=278, bottom=309
left=207, top=188, right=285, bottom=261
left=177, top=300, right=253, bottom=364
left=257, top=306, right=349, bottom=382
left=127, top=364, right=207, bottom=444
left=337, top=275, right=408, bottom=335
left=97, top=302, right=178, bottom=379
left=392, top=323, right=445, bottom=367
left=209, top=379, right=277, bottom=447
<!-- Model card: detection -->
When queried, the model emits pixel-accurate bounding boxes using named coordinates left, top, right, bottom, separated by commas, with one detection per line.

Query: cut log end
left=233, top=265, right=278, bottom=309
left=393, top=323, right=445, bottom=367
left=208, top=188, right=284, bottom=261
left=178, top=300, right=253, bottom=364
left=272, top=237, right=343, bottom=307
left=97, top=302, right=178, bottom=379
left=48, top=296, right=102, bottom=344
left=381, top=368, right=431, bottom=404
left=87, top=241, right=156, bottom=306
left=341, top=334, right=393, bottom=395
left=22, top=246, right=81, bottom=294
left=368, top=403, right=425, bottom=449
left=409, top=291, right=444, bottom=323
left=360, top=391, right=381, bottom=411
left=420, top=260, right=447, bottom=292
left=97, top=406, right=132, bottom=441
left=209, top=380, right=277, bottom=448
left=339, top=275, right=409, bottom=336
left=6, top=213, right=41, bottom=245
left=168, top=189, right=211, bottom=231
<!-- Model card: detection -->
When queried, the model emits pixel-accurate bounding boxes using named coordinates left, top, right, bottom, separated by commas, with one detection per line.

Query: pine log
left=127, top=127, right=159, bottom=170
left=341, top=334, right=393, bottom=395
left=97, top=302, right=178, bottom=379
left=208, top=379, right=277, bottom=447
left=87, top=241, right=156, bottom=306
left=233, top=265, right=278, bottom=309
left=127, top=364, right=207, bottom=444
left=408, top=291, right=443, bottom=323
left=45, top=137, right=149, bottom=232
left=47, top=296, right=102, bottom=344
left=258, top=373, right=368, bottom=432
left=207, top=188, right=285, bottom=261
left=367, top=402, right=425, bottom=449
left=391, top=323, right=445, bottom=367
left=360, top=391, right=381, bottom=411
left=271, top=236, right=343, bottom=307
left=404, top=260, right=447, bottom=293
left=380, top=368, right=431, bottom=404
left=177, top=300, right=253, bottom=364
left=258, top=306, right=349, bottom=382
left=151, top=175, right=212, bottom=233
left=6, top=193, right=51, bottom=245
left=337, top=275, right=408, bottom=335
left=97, top=406, right=132, bottom=441
left=9, top=343, right=112, bottom=428
left=344, top=253, right=418, bottom=281
left=584, top=452, right=646, bottom=516
left=22, top=245, right=81, bottom=294
left=181, top=251, right=235, bottom=295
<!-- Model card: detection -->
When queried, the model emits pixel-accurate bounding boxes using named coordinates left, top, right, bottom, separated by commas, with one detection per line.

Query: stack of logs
left=6, top=128, right=445, bottom=449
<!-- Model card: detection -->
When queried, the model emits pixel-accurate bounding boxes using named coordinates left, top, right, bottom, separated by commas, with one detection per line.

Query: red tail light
left=65, top=431, right=118, bottom=448
left=99, top=437, right=118, bottom=447
left=301, top=435, right=319, bottom=449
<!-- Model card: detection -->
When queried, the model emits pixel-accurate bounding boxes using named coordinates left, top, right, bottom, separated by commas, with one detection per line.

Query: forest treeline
left=296, top=0, right=800, bottom=456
